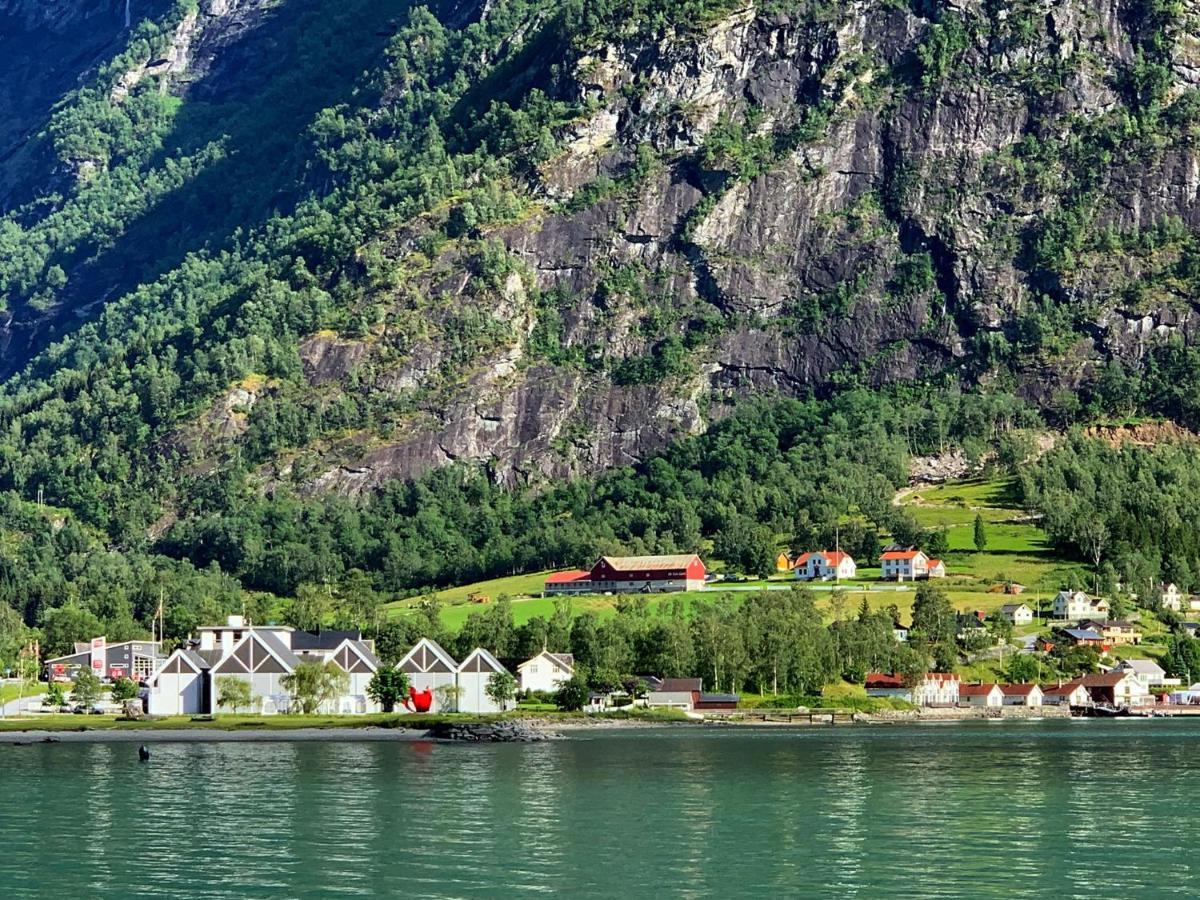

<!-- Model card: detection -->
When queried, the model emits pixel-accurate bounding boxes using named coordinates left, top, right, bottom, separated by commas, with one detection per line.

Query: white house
left=1042, top=681, right=1089, bottom=706
left=517, top=650, right=575, bottom=694
left=926, top=558, right=947, bottom=579
left=959, top=683, right=1003, bottom=707
left=893, top=621, right=910, bottom=643
left=397, top=638, right=461, bottom=710
left=1113, top=659, right=1179, bottom=691
left=147, top=617, right=380, bottom=716
left=1162, top=583, right=1183, bottom=612
left=457, top=647, right=513, bottom=713
left=879, top=547, right=929, bottom=581
left=866, top=672, right=959, bottom=706
left=999, top=683, right=1043, bottom=707
left=794, top=550, right=857, bottom=581
left=1051, top=590, right=1110, bottom=621
left=998, top=603, right=1034, bottom=626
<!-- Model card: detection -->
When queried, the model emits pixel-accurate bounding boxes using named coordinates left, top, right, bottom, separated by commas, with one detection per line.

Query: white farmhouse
left=794, top=551, right=857, bottom=581
left=1162, top=583, right=1183, bottom=612
left=879, top=547, right=929, bottom=581
left=959, top=683, right=1003, bottom=707
left=998, top=603, right=1034, bottom=626
left=1051, top=590, right=1110, bottom=621
left=517, top=650, right=575, bottom=694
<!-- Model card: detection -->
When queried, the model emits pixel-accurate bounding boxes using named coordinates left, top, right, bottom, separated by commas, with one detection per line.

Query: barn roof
left=597, top=555, right=701, bottom=572
left=545, top=570, right=591, bottom=584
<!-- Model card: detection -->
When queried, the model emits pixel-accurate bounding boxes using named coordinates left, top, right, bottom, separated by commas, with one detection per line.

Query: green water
left=3, top=721, right=1198, bottom=898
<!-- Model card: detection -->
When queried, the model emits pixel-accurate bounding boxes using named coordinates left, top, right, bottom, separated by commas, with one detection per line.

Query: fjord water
left=2, top=722, right=1197, bottom=898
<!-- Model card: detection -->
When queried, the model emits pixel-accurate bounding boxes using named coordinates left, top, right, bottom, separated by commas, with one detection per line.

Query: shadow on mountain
left=7, top=0, right=414, bottom=377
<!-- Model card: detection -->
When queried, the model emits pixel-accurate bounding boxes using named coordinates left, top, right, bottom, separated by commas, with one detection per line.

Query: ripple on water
left=2, top=722, right=1200, bottom=898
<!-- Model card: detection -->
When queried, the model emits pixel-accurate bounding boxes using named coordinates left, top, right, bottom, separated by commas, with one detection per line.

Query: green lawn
left=0, top=681, right=39, bottom=707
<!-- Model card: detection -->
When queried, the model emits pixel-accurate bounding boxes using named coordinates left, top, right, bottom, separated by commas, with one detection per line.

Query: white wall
left=149, top=671, right=202, bottom=716
left=458, top=672, right=504, bottom=713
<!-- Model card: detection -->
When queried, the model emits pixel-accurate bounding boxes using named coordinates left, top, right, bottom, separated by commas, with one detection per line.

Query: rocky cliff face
left=6, top=0, right=1200, bottom=506
left=253, top=0, right=1200, bottom=493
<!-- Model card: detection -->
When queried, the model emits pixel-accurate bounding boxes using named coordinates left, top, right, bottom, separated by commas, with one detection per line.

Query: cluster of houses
left=867, top=657, right=1180, bottom=710
left=43, top=616, right=737, bottom=717
left=780, top=547, right=946, bottom=582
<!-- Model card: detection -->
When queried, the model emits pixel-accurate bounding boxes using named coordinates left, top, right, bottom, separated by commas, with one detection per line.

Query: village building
left=998, top=603, right=1034, bottom=627
left=1078, top=671, right=1152, bottom=708
left=1058, top=627, right=1107, bottom=650
left=146, top=616, right=380, bottom=716
left=1189, top=596, right=1200, bottom=612
left=926, top=558, right=947, bottom=578
left=865, top=672, right=960, bottom=706
left=647, top=677, right=703, bottom=711
left=397, top=638, right=460, bottom=710
left=956, top=611, right=988, bottom=642
left=457, top=647, right=513, bottom=714
left=45, top=638, right=162, bottom=683
left=1051, top=590, right=1110, bottom=621
left=1161, top=583, right=1183, bottom=612
left=959, top=683, right=1003, bottom=708
left=878, top=547, right=929, bottom=581
left=1168, top=683, right=1200, bottom=704
left=775, top=552, right=793, bottom=573
left=1000, top=683, right=1044, bottom=707
left=1079, top=619, right=1140, bottom=646
left=793, top=550, right=857, bottom=581
left=1042, top=681, right=1089, bottom=706
left=1113, top=659, right=1180, bottom=691
left=1182, top=623, right=1200, bottom=638
left=544, top=555, right=707, bottom=595
left=893, top=620, right=909, bottom=643
left=517, top=650, right=575, bottom=694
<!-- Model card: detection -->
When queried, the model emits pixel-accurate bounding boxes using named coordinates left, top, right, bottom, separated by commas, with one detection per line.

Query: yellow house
left=775, top=552, right=792, bottom=573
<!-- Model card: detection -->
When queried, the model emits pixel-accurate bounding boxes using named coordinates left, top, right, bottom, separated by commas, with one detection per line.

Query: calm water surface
left=2, top=721, right=1198, bottom=898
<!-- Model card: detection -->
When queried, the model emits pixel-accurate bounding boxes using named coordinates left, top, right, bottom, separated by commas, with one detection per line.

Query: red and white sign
left=90, top=636, right=106, bottom=673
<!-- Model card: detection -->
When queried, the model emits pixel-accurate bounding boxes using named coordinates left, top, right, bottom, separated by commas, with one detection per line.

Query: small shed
left=457, top=647, right=512, bottom=714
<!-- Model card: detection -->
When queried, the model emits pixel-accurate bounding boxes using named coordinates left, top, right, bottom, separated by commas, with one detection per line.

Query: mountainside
left=2, top=0, right=1200, bottom=620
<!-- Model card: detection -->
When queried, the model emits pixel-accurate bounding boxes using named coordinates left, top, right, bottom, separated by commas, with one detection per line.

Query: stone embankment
left=425, top=721, right=556, bottom=742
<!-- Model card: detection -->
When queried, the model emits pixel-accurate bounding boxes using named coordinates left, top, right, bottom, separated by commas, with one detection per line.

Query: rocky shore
left=425, top=721, right=557, bottom=743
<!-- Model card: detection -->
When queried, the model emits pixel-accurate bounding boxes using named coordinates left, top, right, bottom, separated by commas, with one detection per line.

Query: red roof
left=545, top=570, right=590, bottom=584
left=927, top=559, right=944, bottom=568
left=865, top=672, right=905, bottom=689
left=925, top=672, right=960, bottom=682
left=960, top=683, right=999, bottom=697
left=1043, top=681, right=1084, bottom=696
left=999, top=683, right=1038, bottom=696
left=880, top=550, right=922, bottom=561
left=795, top=550, right=851, bottom=566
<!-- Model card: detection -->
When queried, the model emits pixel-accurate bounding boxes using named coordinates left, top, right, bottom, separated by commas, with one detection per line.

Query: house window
left=530, top=665, right=538, bottom=673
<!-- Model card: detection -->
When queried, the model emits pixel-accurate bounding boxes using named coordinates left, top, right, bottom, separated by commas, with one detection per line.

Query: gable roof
left=657, top=677, right=702, bottom=692
left=795, top=550, right=852, bottom=566
left=1079, top=672, right=1127, bottom=687
left=927, top=558, right=944, bottom=568
left=518, top=650, right=575, bottom=673
left=959, top=683, right=1000, bottom=697
left=598, top=554, right=702, bottom=572
left=291, top=629, right=363, bottom=651
left=1117, top=659, right=1165, bottom=676
left=999, top=603, right=1031, bottom=613
left=880, top=549, right=925, bottom=561
left=865, top=673, right=906, bottom=689
left=545, top=570, right=591, bottom=584
left=397, top=638, right=458, bottom=675
left=1064, top=629, right=1104, bottom=641
left=1043, top=681, right=1085, bottom=696
left=457, top=647, right=508, bottom=675
left=213, top=629, right=299, bottom=674
left=325, top=638, right=380, bottom=674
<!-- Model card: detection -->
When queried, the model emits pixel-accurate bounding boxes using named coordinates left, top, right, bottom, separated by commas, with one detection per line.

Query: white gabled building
left=517, top=650, right=575, bottom=694
left=879, top=547, right=929, bottom=581
left=147, top=616, right=381, bottom=716
left=457, top=647, right=513, bottom=713
left=1162, top=583, right=1183, bottom=612
left=998, top=603, right=1034, bottom=626
left=1051, top=590, right=1109, bottom=621
left=397, top=638, right=460, bottom=710
left=793, top=551, right=857, bottom=581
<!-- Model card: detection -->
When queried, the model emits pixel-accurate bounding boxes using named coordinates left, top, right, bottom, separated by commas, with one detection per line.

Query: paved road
left=0, top=688, right=45, bottom=718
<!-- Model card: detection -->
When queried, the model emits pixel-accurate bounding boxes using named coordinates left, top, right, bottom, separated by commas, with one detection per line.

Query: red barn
left=588, top=555, right=706, bottom=593
left=544, top=555, right=707, bottom=595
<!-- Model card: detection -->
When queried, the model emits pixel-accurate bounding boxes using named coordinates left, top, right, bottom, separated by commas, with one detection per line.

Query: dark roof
left=697, top=693, right=739, bottom=703
left=290, top=630, right=362, bottom=651
left=548, top=652, right=575, bottom=670
left=182, top=649, right=217, bottom=670
left=657, top=678, right=702, bottom=692
left=1063, top=629, right=1104, bottom=641
left=253, top=629, right=300, bottom=669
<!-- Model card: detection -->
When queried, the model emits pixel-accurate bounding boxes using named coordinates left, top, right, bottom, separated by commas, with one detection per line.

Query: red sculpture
left=404, top=685, right=433, bottom=713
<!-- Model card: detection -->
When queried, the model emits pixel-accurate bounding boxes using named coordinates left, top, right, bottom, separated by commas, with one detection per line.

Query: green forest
left=3, top=0, right=1200, bottom=673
